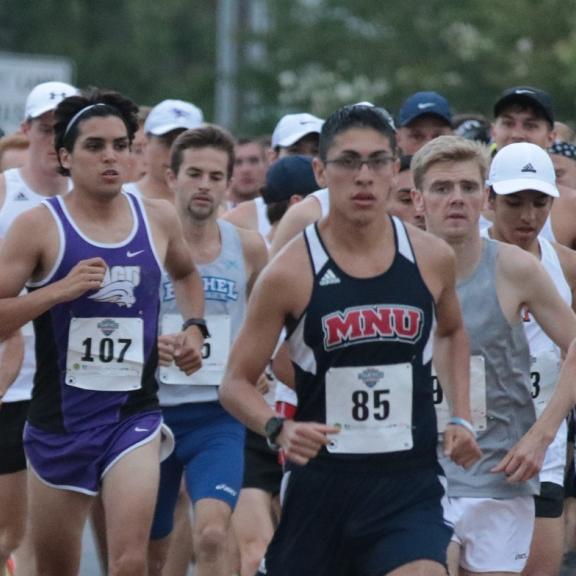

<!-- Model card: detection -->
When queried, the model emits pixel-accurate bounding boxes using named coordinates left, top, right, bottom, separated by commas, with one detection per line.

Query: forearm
left=434, top=328, right=472, bottom=421
left=172, top=267, right=205, bottom=321
left=219, top=376, right=278, bottom=436
left=0, top=331, right=24, bottom=395
left=0, top=286, right=60, bottom=341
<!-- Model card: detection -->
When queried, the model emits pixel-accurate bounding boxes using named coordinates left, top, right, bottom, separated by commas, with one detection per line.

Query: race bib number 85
left=325, top=363, right=413, bottom=454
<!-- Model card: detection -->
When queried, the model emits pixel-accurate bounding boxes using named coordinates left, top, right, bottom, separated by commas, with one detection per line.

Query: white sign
left=0, top=51, right=75, bottom=134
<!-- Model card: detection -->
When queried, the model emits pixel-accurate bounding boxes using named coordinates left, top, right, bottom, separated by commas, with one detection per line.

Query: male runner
left=412, top=135, right=576, bottom=575
left=227, top=137, right=268, bottom=207
left=223, top=113, right=323, bottom=243
left=148, top=125, right=267, bottom=576
left=489, top=86, right=576, bottom=249
left=0, top=80, right=77, bottom=574
left=220, top=104, right=481, bottom=576
left=484, top=142, right=576, bottom=576
left=396, top=91, right=453, bottom=156
left=125, top=99, right=203, bottom=201
left=0, top=89, right=205, bottom=576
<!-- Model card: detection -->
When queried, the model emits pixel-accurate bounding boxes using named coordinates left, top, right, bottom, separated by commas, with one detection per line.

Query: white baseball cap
left=144, top=99, right=203, bottom=136
left=487, top=142, right=559, bottom=197
left=271, top=113, right=324, bottom=148
left=24, top=81, right=78, bottom=120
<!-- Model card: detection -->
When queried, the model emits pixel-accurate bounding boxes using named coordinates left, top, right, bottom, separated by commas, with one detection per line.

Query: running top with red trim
left=286, top=216, right=437, bottom=469
left=27, top=192, right=162, bottom=433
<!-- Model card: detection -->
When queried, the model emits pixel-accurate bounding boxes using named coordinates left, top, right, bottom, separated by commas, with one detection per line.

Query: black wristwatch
left=264, top=416, right=285, bottom=451
left=181, top=318, right=210, bottom=339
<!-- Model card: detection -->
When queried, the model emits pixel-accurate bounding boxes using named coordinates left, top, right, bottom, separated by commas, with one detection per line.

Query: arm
left=0, top=329, right=24, bottom=407
left=269, top=196, right=321, bottom=258
left=219, top=245, right=338, bottom=465
left=0, top=209, right=107, bottom=340
left=162, top=208, right=205, bottom=375
left=430, top=247, right=482, bottom=468
left=494, top=251, right=576, bottom=481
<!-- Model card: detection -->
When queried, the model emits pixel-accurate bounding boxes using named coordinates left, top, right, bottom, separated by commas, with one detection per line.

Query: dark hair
left=170, top=124, right=236, bottom=178
left=399, top=155, right=412, bottom=173
left=318, top=105, right=396, bottom=161
left=266, top=199, right=290, bottom=225
left=54, top=88, right=139, bottom=176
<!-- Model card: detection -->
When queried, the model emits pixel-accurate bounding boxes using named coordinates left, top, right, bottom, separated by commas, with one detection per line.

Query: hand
left=172, top=327, right=203, bottom=375
left=491, top=428, right=549, bottom=483
left=54, top=258, right=107, bottom=302
left=443, top=425, right=482, bottom=469
left=157, top=334, right=177, bottom=367
left=277, top=421, right=340, bottom=466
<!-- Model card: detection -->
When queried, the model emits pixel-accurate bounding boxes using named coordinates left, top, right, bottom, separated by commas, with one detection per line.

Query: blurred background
left=1, top=0, right=576, bottom=135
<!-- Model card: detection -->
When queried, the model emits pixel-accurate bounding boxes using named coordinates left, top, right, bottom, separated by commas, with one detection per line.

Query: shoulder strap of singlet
left=303, top=223, right=329, bottom=275
left=391, top=216, right=415, bottom=264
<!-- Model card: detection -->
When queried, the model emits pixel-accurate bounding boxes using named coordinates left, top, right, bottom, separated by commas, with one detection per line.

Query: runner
left=386, top=155, right=425, bottom=229
left=0, top=80, right=77, bottom=575
left=0, top=88, right=205, bottom=576
left=220, top=104, right=481, bottom=576
left=483, top=142, right=576, bottom=576
left=147, top=125, right=267, bottom=576
left=489, top=86, right=576, bottom=250
left=231, top=154, right=319, bottom=576
left=412, top=135, right=576, bottom=575
left=396, top=91, right=453, bottom=156
left=125, top=99, right=203, bottom=201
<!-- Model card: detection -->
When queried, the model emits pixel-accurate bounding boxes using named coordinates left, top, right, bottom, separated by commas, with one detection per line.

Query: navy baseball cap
left=398, top=91, right=452, bottom=127
left=493, top=86, right=554, bottom=126
left=262, top=155, right=319, bottom=204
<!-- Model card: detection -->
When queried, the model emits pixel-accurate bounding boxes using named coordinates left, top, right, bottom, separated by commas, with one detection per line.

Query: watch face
left=265, top=417, right=283, bottom=439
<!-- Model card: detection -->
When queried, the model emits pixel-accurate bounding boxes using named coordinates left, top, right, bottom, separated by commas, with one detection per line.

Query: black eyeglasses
left=324, top=155, right=394, bottom=172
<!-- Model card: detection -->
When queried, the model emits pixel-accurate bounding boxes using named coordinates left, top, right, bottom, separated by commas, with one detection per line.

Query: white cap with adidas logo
left=487, top=142, right=559, bottom=197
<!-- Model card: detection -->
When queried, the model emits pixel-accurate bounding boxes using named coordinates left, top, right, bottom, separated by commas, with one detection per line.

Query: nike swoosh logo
left=514, top=89, right=535, bottom=95
left=299, top=120, right=317, bottom=125
left=127, top=250, right=145, bottom=258
left=134, top=427, right=149, bottom=432
left=417, top=103, right=435, bottom=110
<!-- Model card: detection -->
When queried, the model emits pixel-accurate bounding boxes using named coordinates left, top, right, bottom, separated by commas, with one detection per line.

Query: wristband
left=181, top=318, right=210, bottom=339
left=448, top=416, right=476, bottom=438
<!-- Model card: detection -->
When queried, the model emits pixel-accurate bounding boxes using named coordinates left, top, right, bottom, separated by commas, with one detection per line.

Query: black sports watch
left=264, top=416, right=285, bottom=451
left=181, top=318, right=210, bottom=339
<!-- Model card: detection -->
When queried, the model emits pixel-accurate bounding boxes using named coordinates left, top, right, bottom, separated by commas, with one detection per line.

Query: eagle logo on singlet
left=89, top=266, right=141, bottom=308
left=322, top=304, right=424, bottom=351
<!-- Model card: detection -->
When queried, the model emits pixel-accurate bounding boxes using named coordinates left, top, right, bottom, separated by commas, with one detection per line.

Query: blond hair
left=411, top=135, right=490, bottom=190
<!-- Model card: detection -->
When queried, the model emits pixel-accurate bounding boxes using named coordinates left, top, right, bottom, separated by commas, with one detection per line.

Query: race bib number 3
left=66, top=317, right=144, bottom=392
left=434, top=356, right=487, bottom=433
left=159, top=314, right=230, bottom=386
left=325, top=363, right=413, bottom=454
left=530, top=350, right=561, bottom=417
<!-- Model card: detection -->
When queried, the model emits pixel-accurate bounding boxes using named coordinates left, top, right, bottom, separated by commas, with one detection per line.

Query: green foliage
left=2, top=0, right=576, bottom=134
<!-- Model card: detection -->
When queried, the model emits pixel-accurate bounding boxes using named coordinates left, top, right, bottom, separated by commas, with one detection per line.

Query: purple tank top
left=28, top=192, right=162, bottom=433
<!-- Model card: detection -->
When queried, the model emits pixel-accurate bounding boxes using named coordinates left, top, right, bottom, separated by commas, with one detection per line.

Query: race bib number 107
left=66, top=317, right=144, bottom=392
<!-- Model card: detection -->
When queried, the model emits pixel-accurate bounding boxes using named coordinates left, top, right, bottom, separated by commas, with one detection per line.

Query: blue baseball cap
left=398, top=91, right=452, bottom=127
left=262, top=155, right=319, bottom=204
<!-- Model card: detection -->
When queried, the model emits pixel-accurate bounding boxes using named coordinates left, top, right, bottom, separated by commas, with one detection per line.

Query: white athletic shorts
left=443, top=495, right=535, bottom=573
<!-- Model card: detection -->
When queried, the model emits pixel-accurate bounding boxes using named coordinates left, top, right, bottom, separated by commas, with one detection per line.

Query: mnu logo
left=89, top=266, right=141, bottom=308
left=322, top=305, right=424, bottom=350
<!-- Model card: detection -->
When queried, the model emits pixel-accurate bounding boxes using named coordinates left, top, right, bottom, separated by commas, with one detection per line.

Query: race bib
left=66, top=317, right=143, bottom=392
left=159, top=314, right=230, bottom=386
left=434, top=356, right=487, bottom=433
left=325, top=363, right=413, bottom=454
left=530, top=350, right=561, bottom=417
